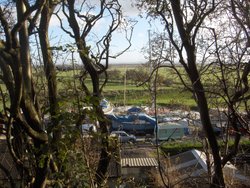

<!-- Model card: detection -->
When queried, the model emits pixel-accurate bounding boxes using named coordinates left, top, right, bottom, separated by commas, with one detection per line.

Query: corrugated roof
left=121, top=157, right=158, bottom=167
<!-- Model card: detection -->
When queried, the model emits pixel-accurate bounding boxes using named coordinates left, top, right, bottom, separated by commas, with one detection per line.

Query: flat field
left=0, top=63, right=196, bottom=110
left=96, top=63, right=195, bottom=108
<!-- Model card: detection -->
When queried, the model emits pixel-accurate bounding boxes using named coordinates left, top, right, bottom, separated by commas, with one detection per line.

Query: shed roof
left=121, top=157, right=158, bottom=167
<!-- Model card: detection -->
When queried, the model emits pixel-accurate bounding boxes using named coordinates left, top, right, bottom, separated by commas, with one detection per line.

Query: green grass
left=160, top=140, right=203, bottom=156
left=160, top=138, right=250, bottom=156
left=102, top=83, right=196, bottom=107
left=2, top=63, right=245, bottom=110
left=3, top=63, right=238, bottom=110
left=55, top=67, right=195, bottom=108
left=0, top=66, right=196, bottom=111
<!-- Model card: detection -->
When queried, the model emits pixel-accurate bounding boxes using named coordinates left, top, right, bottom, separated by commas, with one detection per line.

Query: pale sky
left=106, top=0, right=164, bottom=64
left=47, top=0, right=163, bottom=65
left=109, top=16, right=163, bottom=64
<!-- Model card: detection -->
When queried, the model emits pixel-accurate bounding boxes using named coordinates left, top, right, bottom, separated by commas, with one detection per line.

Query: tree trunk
left=188, top=46, right=225, bottom=188
left=39, top=1, right=61, bottom=146
left=32, top=141, right=49, bottom=188
left=16, top=1, right=50, bottom=186
left=169, top=1, right=226, bottom=184
left=78, top=48, right=111, bottom=186
left=195, top=87, right=225, bottom=187
left=94, top=106, right=111, bottom=186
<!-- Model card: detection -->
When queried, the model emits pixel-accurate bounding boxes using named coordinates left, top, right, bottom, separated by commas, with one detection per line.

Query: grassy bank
left=160, top=138, right=250, bottom=156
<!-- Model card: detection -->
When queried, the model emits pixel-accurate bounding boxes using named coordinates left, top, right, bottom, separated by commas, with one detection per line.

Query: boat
left=107, top=113, right=156, bottom=135
left=100, top=98, right=113, bottom=114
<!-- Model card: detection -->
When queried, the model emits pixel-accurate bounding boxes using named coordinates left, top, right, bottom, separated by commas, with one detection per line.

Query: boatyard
left=0, top=1, right=249, bottom=187
left=103, top=105, right=250, bottom=187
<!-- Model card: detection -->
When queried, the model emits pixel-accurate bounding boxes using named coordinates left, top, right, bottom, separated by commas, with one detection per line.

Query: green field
left=102, top=64, right=195, bottom=108
left=103, top=85, right=195, bottom=108
left=0, top=63, right=197, bottom=110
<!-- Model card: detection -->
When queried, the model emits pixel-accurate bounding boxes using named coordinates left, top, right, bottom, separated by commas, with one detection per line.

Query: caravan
left=155, top=118, right=189, bottom=141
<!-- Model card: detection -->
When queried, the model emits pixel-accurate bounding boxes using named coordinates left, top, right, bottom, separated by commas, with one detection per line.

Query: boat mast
left=148, top=30, right=155, bottom=109
left=123, top=65, right=127, bottom=107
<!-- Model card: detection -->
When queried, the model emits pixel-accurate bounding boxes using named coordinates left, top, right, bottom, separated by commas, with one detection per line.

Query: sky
left=109, top=0, right=163, bottom=64
left=109, top=16, right=163, bottom=64
left=47, top=0, right=163, bottom=65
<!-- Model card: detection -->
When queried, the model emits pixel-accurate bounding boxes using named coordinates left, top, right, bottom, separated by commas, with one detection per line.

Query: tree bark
left=39, top=0, right=61, bottom=146
left=65, top=1, right=112, bottom=185
left=169, top=1, right=225, bottom=187
left=194, top=84, right=225, bottom=187
left=16, top=1, right=50, bottom=187
left=94, top=106, right=111, bottom=186
left=32, top=141, right=49, bottom=188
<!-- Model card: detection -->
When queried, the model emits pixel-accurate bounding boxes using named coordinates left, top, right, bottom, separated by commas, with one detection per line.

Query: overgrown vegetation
left=0, top=0, right=249, bottom=187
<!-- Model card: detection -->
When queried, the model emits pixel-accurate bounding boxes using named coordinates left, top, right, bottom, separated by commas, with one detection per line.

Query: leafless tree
left=58, top=0, right=134, bottom=186
left=137, top=0, right=226, bottom=187
left=0, top=0, right=134, bottom=187
left=138, top=0, right=250, bottom=187
left=0, top=1, right=52, bottom=187
left=211, top=0, right=250, bottom=165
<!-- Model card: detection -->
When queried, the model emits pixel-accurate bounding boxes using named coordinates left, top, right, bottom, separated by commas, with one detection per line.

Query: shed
left=121, top=157, right=158, bottom=178
left=108, top=157, right=158, bottom=187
